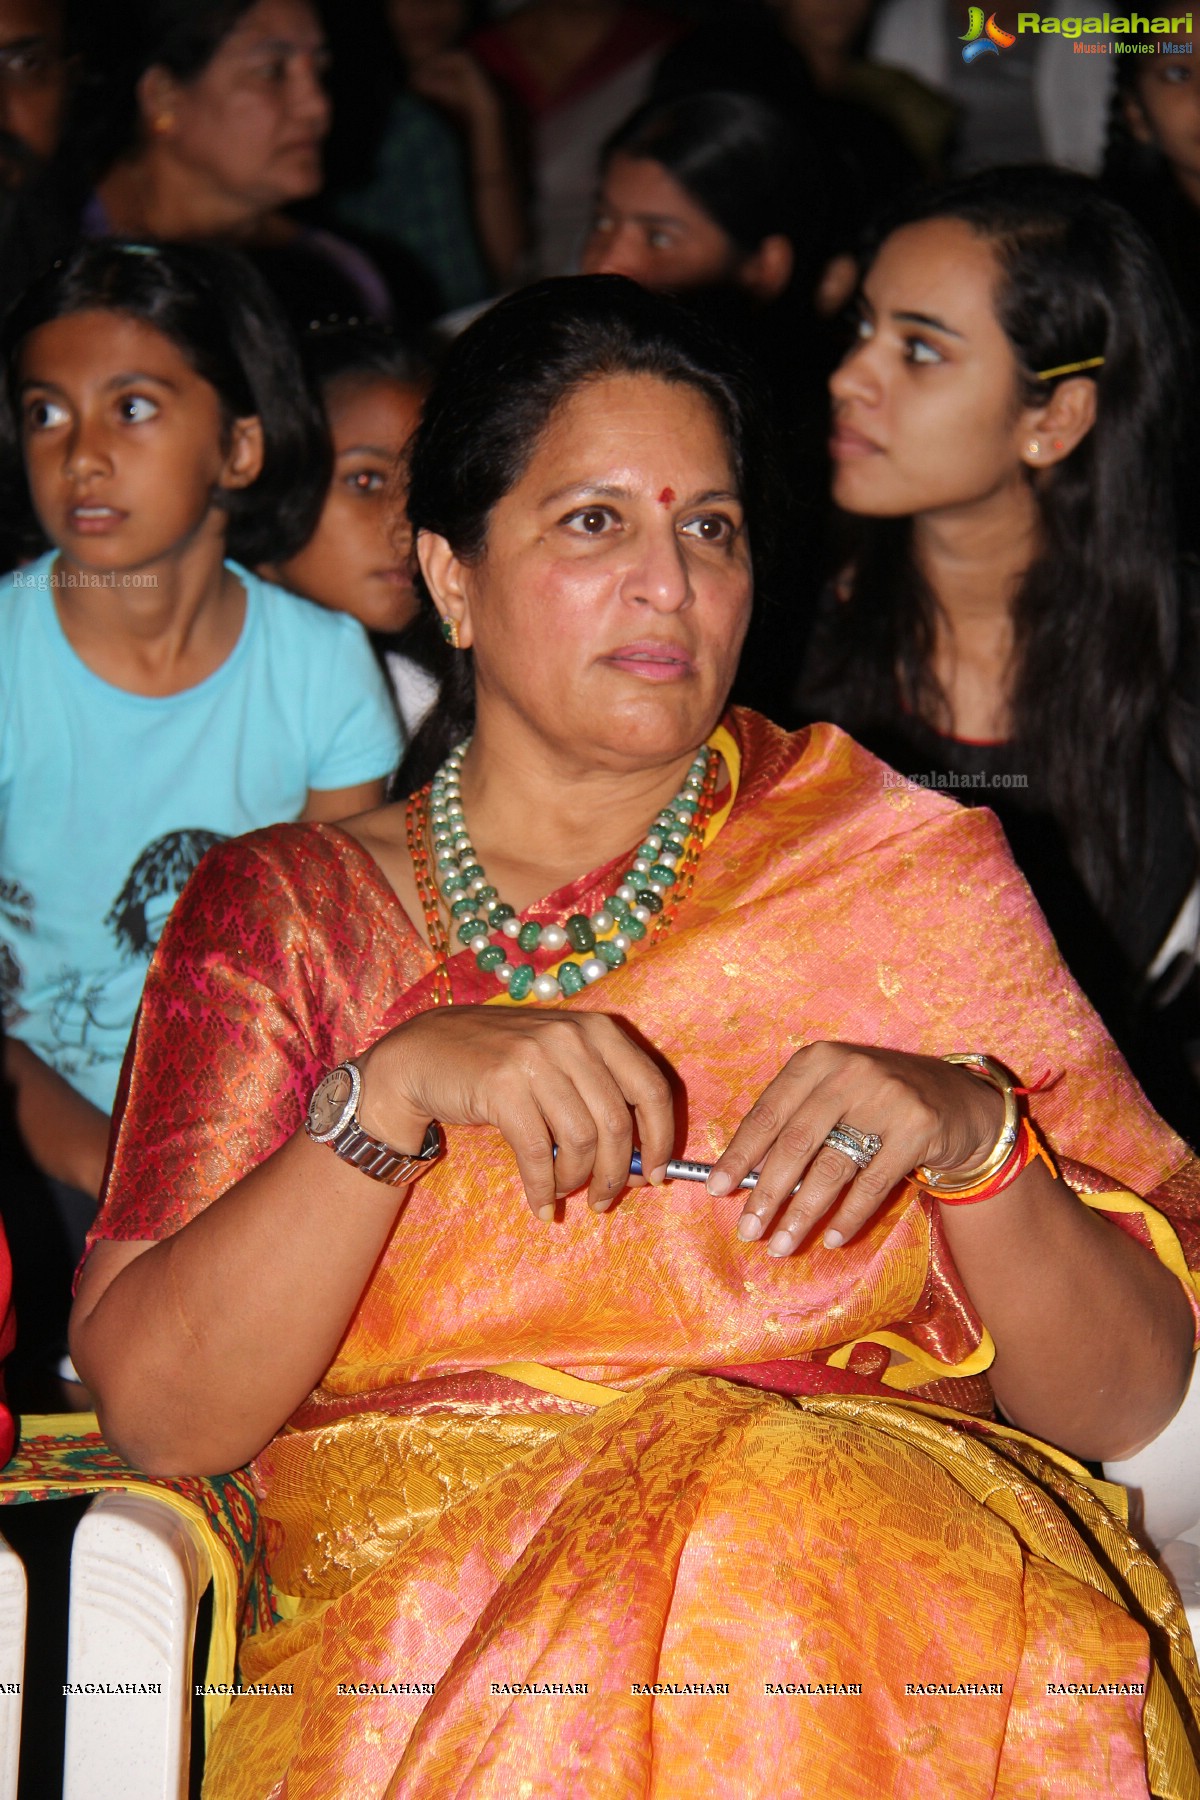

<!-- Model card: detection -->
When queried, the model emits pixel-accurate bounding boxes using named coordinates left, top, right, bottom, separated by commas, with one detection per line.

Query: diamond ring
left=823, top=1125, right=883, bottom=1170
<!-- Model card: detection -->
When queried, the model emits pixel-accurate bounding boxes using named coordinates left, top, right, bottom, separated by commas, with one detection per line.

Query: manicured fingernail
left=707, top=1170, right=733, bottom=1197
left=737, top=1211, right=764, bottom=1241
left=823, top=1228, right=845, bottom=1249
left=649, top=1164, right=668, bottom=1185
left=538, top=1204, right=555, bottom=1221
left=768, top=1229, right=794, bottom=1257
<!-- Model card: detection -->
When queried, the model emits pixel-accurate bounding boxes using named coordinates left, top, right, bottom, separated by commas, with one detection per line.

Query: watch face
left=308, top=1065, right=356, bottom=1140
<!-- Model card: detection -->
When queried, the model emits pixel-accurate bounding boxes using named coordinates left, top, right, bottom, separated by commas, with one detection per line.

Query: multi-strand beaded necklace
left=407, top=740, right=719, bottom=1003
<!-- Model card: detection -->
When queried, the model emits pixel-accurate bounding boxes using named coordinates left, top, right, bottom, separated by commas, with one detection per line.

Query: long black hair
left=0, top=237, right=331, bottom=564
left=812, top=165, right=1194, bottom=922
left=400, top=273, right=774, bottom=792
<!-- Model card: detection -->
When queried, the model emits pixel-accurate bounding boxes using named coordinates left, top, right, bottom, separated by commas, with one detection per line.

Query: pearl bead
left=591, top=909, right=614, bottom=934
left=632, top=905, right=651, bottom=924
left=632, top=858, right=651, bottom=874
left=580, top=958, right=607, bottom=984
left=648, top=882, right=666, bottom=897
left=617, top=884, right=637, bottom=905
left=644, top=833, right=663, bottom=851
left=533, top=973, right=561, bottom=1001
left=469, top=934, right=490, bottom=954
left=541, top=923, right=568, bottom=952
left=496, top=962, right=515, bottom=984
left=467, top=877, right=487, bottom=896
left=612, top=932, right=631, bottom=953
left=501, top=917, right=522, bottom=939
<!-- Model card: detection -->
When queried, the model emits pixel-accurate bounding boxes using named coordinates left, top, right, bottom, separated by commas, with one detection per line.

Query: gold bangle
left=916, top=1053, right=1020, bottom=1193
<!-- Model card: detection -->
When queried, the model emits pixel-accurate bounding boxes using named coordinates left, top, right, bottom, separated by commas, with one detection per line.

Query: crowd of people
left=5, top=0, right=1200, bottom=1795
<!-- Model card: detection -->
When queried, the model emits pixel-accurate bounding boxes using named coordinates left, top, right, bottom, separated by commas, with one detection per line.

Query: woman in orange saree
left=73, top=276, right=1200, bottom=1798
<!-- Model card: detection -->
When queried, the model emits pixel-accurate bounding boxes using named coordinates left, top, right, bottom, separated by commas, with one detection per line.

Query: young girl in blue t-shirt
left=0, top=242, right=401, bottom=1340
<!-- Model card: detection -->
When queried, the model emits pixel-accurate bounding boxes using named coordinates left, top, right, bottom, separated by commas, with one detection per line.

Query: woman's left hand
left=706, top=1042, right=1006, bottom=1257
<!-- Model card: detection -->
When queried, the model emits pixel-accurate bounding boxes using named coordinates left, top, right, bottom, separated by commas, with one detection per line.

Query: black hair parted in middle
left=399, top=273, right=778, bottom=792
left=0, top=237, right=332, bottom=565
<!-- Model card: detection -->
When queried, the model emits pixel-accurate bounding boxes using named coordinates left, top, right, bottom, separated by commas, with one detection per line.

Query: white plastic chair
left=62, top=1493, right=211, bottom=1800
left=0, top=1525, right=26, bottom=1800
left=1104, top=1355, right=1200, bottom=1638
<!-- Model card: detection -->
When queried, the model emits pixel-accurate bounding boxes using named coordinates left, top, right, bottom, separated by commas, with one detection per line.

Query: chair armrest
left=1104, top=1356, right=1200, bottom=1639
left=63, top=1493, right=212, bottom=1800
left=0, top=1525, right=26, bottom=1800
left=1103, top=1356, right=1200, bottom=1549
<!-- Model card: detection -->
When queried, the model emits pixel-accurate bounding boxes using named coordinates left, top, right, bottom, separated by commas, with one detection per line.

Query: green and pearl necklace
left=428, top=740, right=716, bottom=1000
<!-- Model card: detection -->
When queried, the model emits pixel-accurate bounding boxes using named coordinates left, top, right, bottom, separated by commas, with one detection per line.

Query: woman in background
left=800, top=166, right=1200, bottom=1141
left=582, top=89, right=837, bottom=721
left=82, top=0, right=395, bottom=328
left=328, top=0, right=525, bottom=315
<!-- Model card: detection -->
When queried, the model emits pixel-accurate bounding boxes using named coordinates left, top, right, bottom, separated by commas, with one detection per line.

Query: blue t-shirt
left=0, top=555, right=402, bottom=1111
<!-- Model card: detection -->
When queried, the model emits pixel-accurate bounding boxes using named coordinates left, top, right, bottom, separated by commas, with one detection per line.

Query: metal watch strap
left=328, top=1118, right=440, bottom=1188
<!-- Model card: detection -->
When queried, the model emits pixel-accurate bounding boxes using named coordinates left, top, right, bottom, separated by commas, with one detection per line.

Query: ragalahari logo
left=961, top=7, right=1018, bottom=57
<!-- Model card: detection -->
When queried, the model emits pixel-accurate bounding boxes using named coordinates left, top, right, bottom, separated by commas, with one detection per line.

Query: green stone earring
left=440, top=617, right=460, bottom=649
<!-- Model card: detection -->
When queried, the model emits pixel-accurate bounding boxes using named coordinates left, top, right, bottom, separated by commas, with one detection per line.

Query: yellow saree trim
left=825, top=1324, right=998, bottom=1389
left=1079, top=1188, right=1200, bottom=1308
left=6, top=1413, right=240, bottom=1743
left=487, top=722, right=743, bottom=1009
left=483, top=1360, right=626, bottom=1405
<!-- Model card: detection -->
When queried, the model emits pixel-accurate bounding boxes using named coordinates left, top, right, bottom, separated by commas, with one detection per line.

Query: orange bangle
left=931, top=1117, right=1055, bottom=1205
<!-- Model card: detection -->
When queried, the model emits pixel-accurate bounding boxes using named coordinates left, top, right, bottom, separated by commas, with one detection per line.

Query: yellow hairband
left=1035, top=355, right=1105, bottom=380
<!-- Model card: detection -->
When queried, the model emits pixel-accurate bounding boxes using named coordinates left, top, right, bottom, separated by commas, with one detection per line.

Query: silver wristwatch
left=305, top=1060, right=441, bottom=1187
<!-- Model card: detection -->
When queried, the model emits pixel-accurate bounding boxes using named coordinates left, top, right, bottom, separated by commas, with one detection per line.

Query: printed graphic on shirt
left=104, top=828, right=227, bottom=960
left=4, top=827, right=228, bottom=1080
left=0, top=876, right=34, bottom=1023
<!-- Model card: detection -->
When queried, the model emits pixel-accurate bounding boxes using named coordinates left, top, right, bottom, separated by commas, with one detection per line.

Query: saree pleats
left=203, top=1379, right=1200, bottom=1798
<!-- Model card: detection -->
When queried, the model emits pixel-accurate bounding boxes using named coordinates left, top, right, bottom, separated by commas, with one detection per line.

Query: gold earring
left=440, top=616, right=460, bottom=650
left=153, top=113, right=173, bottom=135
left=1027, top=439, right=1040, bottom=457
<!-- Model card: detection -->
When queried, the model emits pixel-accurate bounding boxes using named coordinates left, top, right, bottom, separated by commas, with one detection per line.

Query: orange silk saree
left=90, top=713, right=1200, bottom=1797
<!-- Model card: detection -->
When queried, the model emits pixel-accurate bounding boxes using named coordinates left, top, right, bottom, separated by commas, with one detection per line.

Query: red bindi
left=657, top=487, right=675, bottom=506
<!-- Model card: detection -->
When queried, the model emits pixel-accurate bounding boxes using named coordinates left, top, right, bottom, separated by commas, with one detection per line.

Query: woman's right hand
left=357, top=1009, right=677, bottom=1218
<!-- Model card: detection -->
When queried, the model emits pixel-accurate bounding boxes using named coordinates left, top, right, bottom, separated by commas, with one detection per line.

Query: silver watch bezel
left=306, top=1060, right=363, bottom=1144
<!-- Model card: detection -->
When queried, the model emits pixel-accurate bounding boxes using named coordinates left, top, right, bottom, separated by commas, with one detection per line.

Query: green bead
left=488, top=903, right=516, bottom=928
left=459, top=863, right=485, bottom=884
left=456, top=918, right=487, bottom=945
left=623, top=916, right=647, bottom=941
left=476, top=944, right=505, bottom=971
left=605, top=894, right=630, bottom=918
left=648, top=864, right=677, bottom=886
left=442, top=872, right=466, bottom=894
left=565, top=913, right=595, bottom=953
left=597, top=940, right=626, bottom=969
left=673, top=799, right=698, bottom=817
left=636, top=890, right=663, bottom=914
left=451, top=896, right=478, bottom=919
left=508, top=963, right=534, bottom=1000
left=476, top=885, right=498, bottom=905
left=557, top=961, right=585, bottom=995
left=518, top=921, right=541, bottom=953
